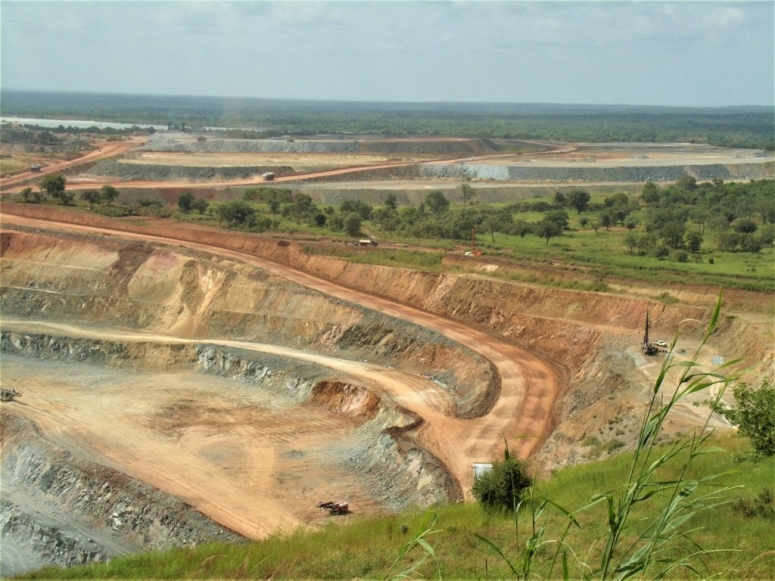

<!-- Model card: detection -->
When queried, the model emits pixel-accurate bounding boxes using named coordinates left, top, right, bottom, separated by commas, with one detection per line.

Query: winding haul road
left=1, top=137, right=563, bottom=193
left=1, top=212, right=560, bottom=537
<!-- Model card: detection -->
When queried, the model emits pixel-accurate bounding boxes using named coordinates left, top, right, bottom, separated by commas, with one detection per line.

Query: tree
left=544, top=210, right=569, bottom=231
left=624, top=232, right=638, bottom=256
left=178, top=192, right=195, bottom=212
left=676, top=173, right=697, bottom=192
left=685, top=231, right=703, bottom=253
left=600, top=213, right=612, bottom=231
left=568, top=189, right=590, bottom=214
left=535, top=220, right=561, bottom=245
left=513, top=220, right=533, bottom=239
left=217, top=201, right=255, bottom=226
left=22, top=187, right=43, bottom=204
left=340, top=198, right=371, bottom=220
left=313, top=213, right=327, bottom=227
left=344, top=213, right=361, bottom=237
left=689, top=207, right=709, bottom=235
left=471, top=442, right=531, bottom=512
left=641, top=181, right=660, bottom=204
left=660, top=221, right=685, bottom=249
left=384, top=193, right=397, bottom=210
left=100, top=184, right=119, bottom=204
left=425, top=191, right=450, bottom=217
left=711, top=380, right=775, bottom=457
left=268, top=199, right=280, bottom=215
left=482, top=216, right=500, bottom=243
left=81, top=189, right=102, bottom=204
left=458, top=183, right=476, bottom=205
left=734, top=218, right=758, bottom=234
left=637, top=232, right=657, bottom=255
left=40, top=174, right=70, bottom=204
left=552, top=191, right=567, bottom=208
left=192, top=198, right=209, bottom=215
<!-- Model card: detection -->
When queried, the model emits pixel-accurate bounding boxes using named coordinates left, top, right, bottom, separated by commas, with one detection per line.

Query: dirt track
left=0, top=149, right=529, bottom=193
left=0, top=214, right=560, bottom=498
left=0, top=139, right=144, bottom=189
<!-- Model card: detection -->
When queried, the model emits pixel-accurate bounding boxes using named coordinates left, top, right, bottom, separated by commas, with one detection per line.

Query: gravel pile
left=88, top=160, right=291, bottom=181
left=138, top=133, right=494, bottom=156
left=419, top=162, right=773, bottom=182
left=139, top=133, right=360, bottom=154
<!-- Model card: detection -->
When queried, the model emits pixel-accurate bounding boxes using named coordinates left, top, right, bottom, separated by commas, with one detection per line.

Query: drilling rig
left=642, top=310, right=659, bottom=355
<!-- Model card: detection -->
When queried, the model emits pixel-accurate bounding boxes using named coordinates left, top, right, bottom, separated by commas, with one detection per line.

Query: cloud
left=1, top=1, right=772, bottom=106
left=702, top=7, right=745, bottom=27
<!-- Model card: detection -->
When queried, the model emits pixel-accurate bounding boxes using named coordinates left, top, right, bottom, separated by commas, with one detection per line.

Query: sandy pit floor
left=0, top=352, right=388, bottom=540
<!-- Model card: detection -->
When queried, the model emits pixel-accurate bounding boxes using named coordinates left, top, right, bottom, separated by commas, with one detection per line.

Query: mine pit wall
left=0, top=334, right=461, bottom=571
left=0, top=412, right=244, bottom=577
left=0, top=229, right=493, bottom=418
left=0, top=333, right=331, bottom=401
left=2, top=208, right=771, bottom=435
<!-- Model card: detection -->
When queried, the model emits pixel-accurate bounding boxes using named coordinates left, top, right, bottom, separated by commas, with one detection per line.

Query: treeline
left=3, top=91, right=772, bottom=149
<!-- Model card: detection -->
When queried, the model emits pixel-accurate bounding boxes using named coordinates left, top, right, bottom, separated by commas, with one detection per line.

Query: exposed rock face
left=0, top=412, right=244, bottom=577
left=0, top=229, right=495, bottom=418
left=0, top=333, right=463, bottom=574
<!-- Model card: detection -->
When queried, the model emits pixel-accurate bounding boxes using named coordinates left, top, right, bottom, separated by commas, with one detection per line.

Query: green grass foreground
left=19, top=434, right=774, bottom=580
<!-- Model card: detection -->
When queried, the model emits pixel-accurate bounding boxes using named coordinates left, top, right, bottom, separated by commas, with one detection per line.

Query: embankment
left=0, top=228, right=493, bottom=418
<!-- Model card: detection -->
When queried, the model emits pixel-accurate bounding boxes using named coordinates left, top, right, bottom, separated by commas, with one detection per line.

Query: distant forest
left=2, top=90, right=773, bottom=150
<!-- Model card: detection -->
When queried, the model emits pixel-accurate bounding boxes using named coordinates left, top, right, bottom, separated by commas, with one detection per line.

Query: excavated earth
left=1, top=206, right=772, bottom=575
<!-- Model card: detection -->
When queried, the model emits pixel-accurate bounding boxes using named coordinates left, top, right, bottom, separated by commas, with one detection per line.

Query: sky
left=1, top=1, right=773, bottom=107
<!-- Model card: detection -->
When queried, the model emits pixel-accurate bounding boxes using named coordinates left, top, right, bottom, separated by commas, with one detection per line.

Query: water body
left=1, top=117, right=252, bottom=133
left=1, top=116, right=167, bottom=130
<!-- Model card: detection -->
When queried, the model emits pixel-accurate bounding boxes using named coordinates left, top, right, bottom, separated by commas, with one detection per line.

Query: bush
left=712, top=380, right=775, bottom=457
left=471, top=443, right=531, bottom=512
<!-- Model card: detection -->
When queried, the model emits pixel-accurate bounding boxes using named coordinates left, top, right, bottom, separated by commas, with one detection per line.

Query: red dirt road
left=4, top=151, right=522, bottom=193
left=1, top=213, right=561, bottom=495
left=0, top=139, right=145, bottom=189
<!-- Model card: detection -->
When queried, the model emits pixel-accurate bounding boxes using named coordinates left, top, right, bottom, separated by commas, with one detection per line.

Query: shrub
left=711, top=380, right=775, bottom=457
left=732, top=488, right=775, bottom=519
left=471, top=442, right=531, bottom=512
left=178, top=192, right=194, bottom=212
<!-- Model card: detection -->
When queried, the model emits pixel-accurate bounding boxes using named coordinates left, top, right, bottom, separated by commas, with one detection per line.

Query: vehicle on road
left=317, top=501, right=349, bottom=515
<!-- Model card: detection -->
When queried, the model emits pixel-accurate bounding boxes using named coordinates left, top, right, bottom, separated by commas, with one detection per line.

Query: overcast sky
left=1, top=1, right=773, bottom=107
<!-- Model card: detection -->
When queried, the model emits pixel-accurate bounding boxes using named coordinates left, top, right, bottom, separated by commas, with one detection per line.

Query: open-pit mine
left=0, top=131, right=772, bottom=576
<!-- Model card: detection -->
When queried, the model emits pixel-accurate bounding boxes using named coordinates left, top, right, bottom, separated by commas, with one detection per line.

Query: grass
left=19, top=434, right=774, bottom=580
left=491, top=227, right=775, bottom=292
left=11, top=190, right=773, bottom=293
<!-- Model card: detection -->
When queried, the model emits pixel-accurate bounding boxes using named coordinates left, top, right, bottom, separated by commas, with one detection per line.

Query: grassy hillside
left=20, top=433, right=774, bottom=579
